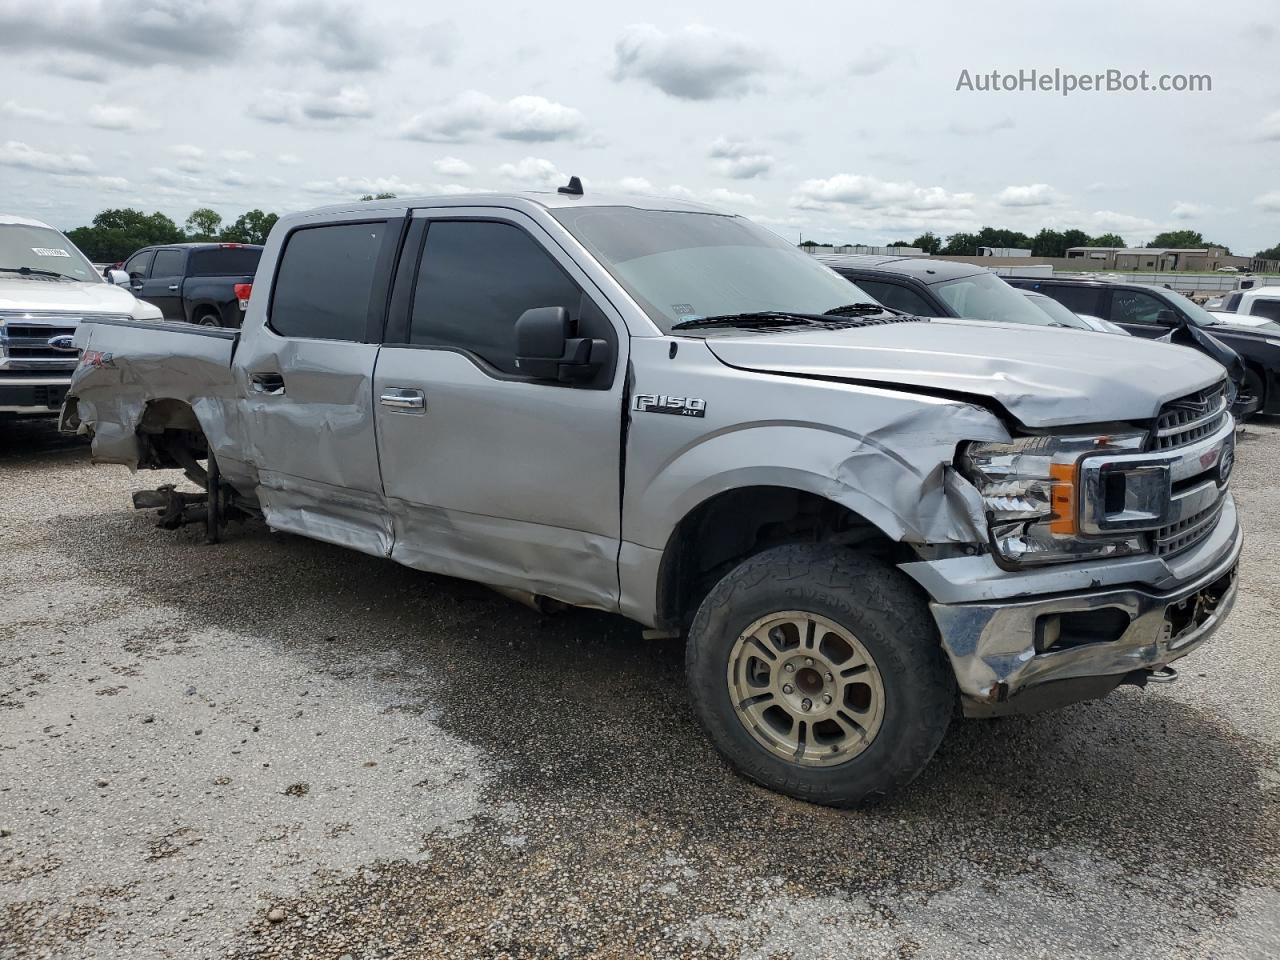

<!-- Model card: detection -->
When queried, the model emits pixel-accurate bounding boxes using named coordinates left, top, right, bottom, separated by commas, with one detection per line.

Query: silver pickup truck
left=63, top=189, right=1241, bottom=805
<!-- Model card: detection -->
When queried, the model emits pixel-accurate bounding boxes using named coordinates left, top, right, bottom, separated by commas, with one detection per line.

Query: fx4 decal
left=634, top=393, right=706, bottom=418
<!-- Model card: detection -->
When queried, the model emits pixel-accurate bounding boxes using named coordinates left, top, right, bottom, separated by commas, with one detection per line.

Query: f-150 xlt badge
left=634, top=394, right=706, bottom=418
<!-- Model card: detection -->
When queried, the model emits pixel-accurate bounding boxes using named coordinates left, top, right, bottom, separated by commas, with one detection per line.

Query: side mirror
left=107, top=269, right=130, bottom=286
left=514, top=306, right=609, bottom=382
left=1155, top=308, right=1180, bottom=326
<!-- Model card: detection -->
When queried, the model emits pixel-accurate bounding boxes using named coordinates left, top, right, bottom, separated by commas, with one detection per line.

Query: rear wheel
left=193, top=310, right=222, bottom=328
left=1240, top=368, right=1264, bottom=416
left=685, top=544, right=954, bottom=806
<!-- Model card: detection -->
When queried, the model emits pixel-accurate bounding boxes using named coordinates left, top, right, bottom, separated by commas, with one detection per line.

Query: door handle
left=250, top=372, right=286, bottom=395
left=167, top=284, right=179, bottom=291
left=380, top=387, right=426, bottom=410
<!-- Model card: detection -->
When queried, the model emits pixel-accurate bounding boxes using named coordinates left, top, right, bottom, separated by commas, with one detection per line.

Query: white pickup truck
left=1, top=215, right=161, bottom=420
left=63, top=190, right=1242, bottom=805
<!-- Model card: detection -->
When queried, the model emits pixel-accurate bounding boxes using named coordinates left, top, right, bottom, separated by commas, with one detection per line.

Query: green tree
left=1089, top=232, right=1126, bottom=247
left=886, top=240, right=913, bottom=248
left=1149, top=229, right=1204, bottom=249
left=940, top=231, right=978, bottom=256
left=1031, top=228, right=1067, bottom=258
left=1256, top=242, right=1280, bottom=260
left=975, top=226, right=1032, bottom=251
left=1058, top=228, right=1091, bottom=251
left=911, top=231, right=941, bottom=254
left=184, top=207, right=223, bottom=240
left=65, top=208, right=184, bottom=262
left=220, top=209, right=279, bottom=245
left=359, top=192, right=397, bottom=201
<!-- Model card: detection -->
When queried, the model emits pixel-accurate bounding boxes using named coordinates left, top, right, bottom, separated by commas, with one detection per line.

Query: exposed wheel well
left=136, top=399, right=209, bottom=484
left=654, top=486, right=908, bottom=630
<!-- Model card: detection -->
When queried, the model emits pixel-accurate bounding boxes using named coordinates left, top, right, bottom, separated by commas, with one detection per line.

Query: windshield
left=1167, top=287, right=1280, bottom=332
left=0, top=223, right=99, bottom=281
left=933, top=271, right=1066, bottom=327
left=1021, top=292, right=1091, bottom=329
left=549, top=206, right=877, bottom=332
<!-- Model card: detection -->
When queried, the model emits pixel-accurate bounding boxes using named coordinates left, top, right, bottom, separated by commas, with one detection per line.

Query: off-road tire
left=685, top=543, right=954, bottom=806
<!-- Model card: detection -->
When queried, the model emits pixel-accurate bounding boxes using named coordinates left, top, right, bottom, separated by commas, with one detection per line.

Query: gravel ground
left=1, top=416, right=1277, bottom=960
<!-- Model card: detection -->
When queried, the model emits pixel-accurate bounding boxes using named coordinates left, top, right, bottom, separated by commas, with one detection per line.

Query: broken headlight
left=960, top=433, right=1147, bottom=566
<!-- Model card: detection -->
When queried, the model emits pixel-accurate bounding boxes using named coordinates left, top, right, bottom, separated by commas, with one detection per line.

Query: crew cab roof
left=300, top=190, right=728, bottom=219
left=0, top=214, right=57, bottom=229
left=814, top=254, right=987, bottom=284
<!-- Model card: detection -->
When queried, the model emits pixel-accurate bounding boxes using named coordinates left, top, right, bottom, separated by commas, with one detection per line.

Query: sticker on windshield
left=32, top=247, right=71, bottom=257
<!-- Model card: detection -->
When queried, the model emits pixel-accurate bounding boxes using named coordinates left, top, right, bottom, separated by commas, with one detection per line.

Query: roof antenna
left=557, top=175, right=583, bottom=196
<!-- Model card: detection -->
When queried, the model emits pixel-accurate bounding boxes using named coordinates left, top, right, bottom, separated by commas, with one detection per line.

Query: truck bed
left=67, top=316, right=240, bottom=468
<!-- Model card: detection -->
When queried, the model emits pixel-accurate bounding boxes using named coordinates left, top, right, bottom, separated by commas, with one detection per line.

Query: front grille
left=1153, top=498, right=1225, bottom=557
left=0, top=313, right=86, bottom=370
left=5, top=324, right=77, bottom=340
left=1152, top=381, right=1229, bottom=451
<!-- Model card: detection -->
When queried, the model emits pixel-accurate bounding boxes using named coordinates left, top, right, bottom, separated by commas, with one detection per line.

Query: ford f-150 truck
left=112, top=241, right=263, bottom=327
left=1, top=214, right=161, bottom=420
left=62, top=189, right=1242, bottom=805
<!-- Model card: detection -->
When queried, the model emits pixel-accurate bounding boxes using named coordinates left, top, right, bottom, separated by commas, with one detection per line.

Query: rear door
left=233, top=213, right=404, bottom=556
left=371, top=208, right=626, bottom=609
left=144, top=248, right=187, bottom=320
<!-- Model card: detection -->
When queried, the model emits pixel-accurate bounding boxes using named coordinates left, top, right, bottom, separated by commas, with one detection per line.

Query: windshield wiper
left=671, top=311, right=828, bottom=331
left=823, top=302, right=895, bottom=317
left=0, top=266, right=76, bottom=280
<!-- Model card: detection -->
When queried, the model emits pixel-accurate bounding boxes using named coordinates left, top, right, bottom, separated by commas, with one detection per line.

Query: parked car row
left=60, top=187, right=1243, bottom=806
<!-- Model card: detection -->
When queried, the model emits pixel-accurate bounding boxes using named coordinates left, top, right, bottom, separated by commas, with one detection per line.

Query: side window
left=150, top=249, right=185, bottom=278
left=855, top=279, right=935, bottom=316
left=1111, top=290, right=1171, bottom=325
left=1250, top=298, right=1280, bottom=322
left=409, top=220, right=583, bottom=375
left=124, top=250, right=154, bottom=278
left=1044, top=284, right=1102, bottom=317
left=270, top=222, right=386, bottom=341
left=1222, top=292, right=1242, bottom=312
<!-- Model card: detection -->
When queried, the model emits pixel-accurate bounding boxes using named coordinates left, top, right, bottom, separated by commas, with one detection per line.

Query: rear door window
left=1249, top=298, right=1280, bottom=322
left=1042, top=284, right=1103, bottom=317
left=150, top=249, right=185, bottom=278
left=854, top=279, right=936, bottom=316
left=270, top=222, right=388, bottom=341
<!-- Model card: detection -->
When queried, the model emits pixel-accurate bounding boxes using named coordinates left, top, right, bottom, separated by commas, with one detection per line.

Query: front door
left=143, top=247, right=186, bottom=320
left=1107, top=288, right=1179, bottom=339
left=372, top=209, right=626, bottom=609
left=232, top=214, right=402, bottom=556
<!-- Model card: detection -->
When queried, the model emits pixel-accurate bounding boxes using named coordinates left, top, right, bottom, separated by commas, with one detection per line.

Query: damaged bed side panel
left=68, top=320, right=247, bottom=483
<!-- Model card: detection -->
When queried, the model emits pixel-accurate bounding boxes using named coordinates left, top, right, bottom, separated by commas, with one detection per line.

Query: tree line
left=65, top=207, right=280, bottom=262
left=805, top=227, right=1266, bottom=258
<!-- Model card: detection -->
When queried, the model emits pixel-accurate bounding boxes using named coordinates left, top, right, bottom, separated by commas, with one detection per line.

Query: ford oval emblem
left=47, top=334, right=77, bottom=352
left=1218, top=436, right=1235, bottom=486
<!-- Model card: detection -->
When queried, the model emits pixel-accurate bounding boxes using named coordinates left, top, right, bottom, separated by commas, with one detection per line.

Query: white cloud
left=1087, top=210, right=1161, bottom=235
left=706, top=187, right=759, bottom=208
left=612, top=24, right=774, bottom=100
left=1255, top=191, right=1280, bottom=213
left=175, top=158, right=205, bottom=173
left=148, top=167, right=201, bottom=187
left=42, top=53, right=109, bottom=82
left=494, top=156, right=564, bottom=188
left=399, top=92, right=586, bottom=143
left=433, top=156, right=475, bottom=176
left=219, top=170, right=255, bottom=187
left=302, top=175, right=425, bottom=196
left=88, top=104, right=158, bottom=132
left=1171, top=201, right=1210, bottom=219
left=0, top=140, right=94, bottom=175
left=173, top=144, right=204, bottom=159
left=792, top=174, right=975, bottom=213
left=1253, top=110, right=1280, bottom=142
left=617, top=176, right=655, bottom=194
left=222, top=149, right=255, bottom=162
left=996, top=184, right=1061, bottom=207
left=947, top=117, right=1015, bottom=136
left=259, top=0, right=389, bottom=72
left=250, top=87, right=374, bottom=126
left=1, top=100, right=64, bottom=123
left=847, top=44, right=900, bottom=77
left=708, top=137, right=775, bottom=179
left=277, top=153, right=302, bottom=165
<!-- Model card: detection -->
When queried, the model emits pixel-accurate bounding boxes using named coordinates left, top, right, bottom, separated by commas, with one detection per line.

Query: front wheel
left=685, top=544, right=955, bottom=806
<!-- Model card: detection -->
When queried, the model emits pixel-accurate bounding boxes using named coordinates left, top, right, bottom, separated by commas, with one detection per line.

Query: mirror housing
left=514, top=306, right=609, bottom=382
left=1155, top=308, right=1180, bottom=326
left=106, top=269, right=130, bottom=286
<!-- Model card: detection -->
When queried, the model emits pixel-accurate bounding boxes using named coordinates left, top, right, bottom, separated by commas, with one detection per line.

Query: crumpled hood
left=0, top=277, right=146, bottom=316
left=703, top=317, right=1226, bottom=428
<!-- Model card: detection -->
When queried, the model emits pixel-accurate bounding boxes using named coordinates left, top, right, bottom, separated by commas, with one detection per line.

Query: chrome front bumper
left=929, top=509, right=1242, bottom=717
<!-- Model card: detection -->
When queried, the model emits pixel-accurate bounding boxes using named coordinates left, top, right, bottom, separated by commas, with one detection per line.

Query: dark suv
left=114, top=242, right=263, bottom=328
left=1006, top=277, right=1277, bottom=416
